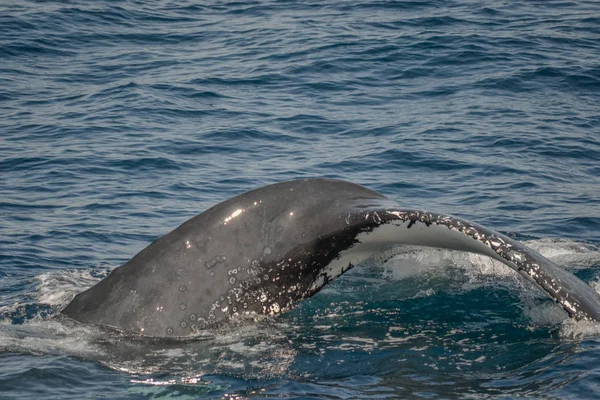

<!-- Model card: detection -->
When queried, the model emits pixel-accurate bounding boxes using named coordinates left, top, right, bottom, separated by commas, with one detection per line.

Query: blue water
left=2, top=0, right=600, bottom=398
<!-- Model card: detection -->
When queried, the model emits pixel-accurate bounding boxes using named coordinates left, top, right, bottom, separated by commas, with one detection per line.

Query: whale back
left=62, top=178, right=600, bottom=337
left=62, top=179, right=396, bottom=337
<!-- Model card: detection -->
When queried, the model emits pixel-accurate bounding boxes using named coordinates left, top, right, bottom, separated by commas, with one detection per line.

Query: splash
left=36, top=267, right=112, bottom=308
left=377, top=239, right=600, bottom=335
left=1, top=238, right=599, bottom=382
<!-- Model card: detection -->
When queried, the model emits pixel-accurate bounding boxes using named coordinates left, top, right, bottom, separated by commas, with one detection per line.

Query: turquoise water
left=2, top=0, right=600, bottom=398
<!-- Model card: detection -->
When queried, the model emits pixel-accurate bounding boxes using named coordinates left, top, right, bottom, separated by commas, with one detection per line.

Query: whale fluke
left=61, top=179, right=600, bottom=337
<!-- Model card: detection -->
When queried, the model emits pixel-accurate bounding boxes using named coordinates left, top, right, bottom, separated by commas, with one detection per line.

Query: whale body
left=62, top=178, right=600, bottom=337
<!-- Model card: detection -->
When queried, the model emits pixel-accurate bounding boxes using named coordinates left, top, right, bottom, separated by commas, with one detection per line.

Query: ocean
left=1, top=0, right=600, bottom=398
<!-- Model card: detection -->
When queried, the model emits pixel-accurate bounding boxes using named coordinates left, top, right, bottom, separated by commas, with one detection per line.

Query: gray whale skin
left=62, top=178, right=600, bottom=337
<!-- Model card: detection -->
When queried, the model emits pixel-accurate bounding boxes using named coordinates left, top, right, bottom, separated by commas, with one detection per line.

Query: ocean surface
left=1, top=0, right=600, bottom=398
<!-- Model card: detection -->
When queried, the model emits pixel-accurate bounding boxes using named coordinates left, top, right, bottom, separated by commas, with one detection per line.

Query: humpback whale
left=62, top=179, right=600, bottom=337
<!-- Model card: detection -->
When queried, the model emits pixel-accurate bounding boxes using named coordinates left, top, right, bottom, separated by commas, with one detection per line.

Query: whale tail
left=333, top=208, right=600, bottom=322
left=61, top=179, right=600, bottom=337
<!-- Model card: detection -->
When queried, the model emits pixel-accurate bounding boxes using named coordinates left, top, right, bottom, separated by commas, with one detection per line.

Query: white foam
left=36, top=267, right=112, bottom=308
left=0, top=319, right=104, bottom=358
left=558, top=319, right=600, bottom=339
left=379, top=246, right=514, bottom=282
left=526, top=239, right=598, bottom=259
left=380, top=239, right=600, bottom=283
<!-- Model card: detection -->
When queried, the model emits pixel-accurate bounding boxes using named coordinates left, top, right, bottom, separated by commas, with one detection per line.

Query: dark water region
left=1, top=0, right=600, bottom=398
